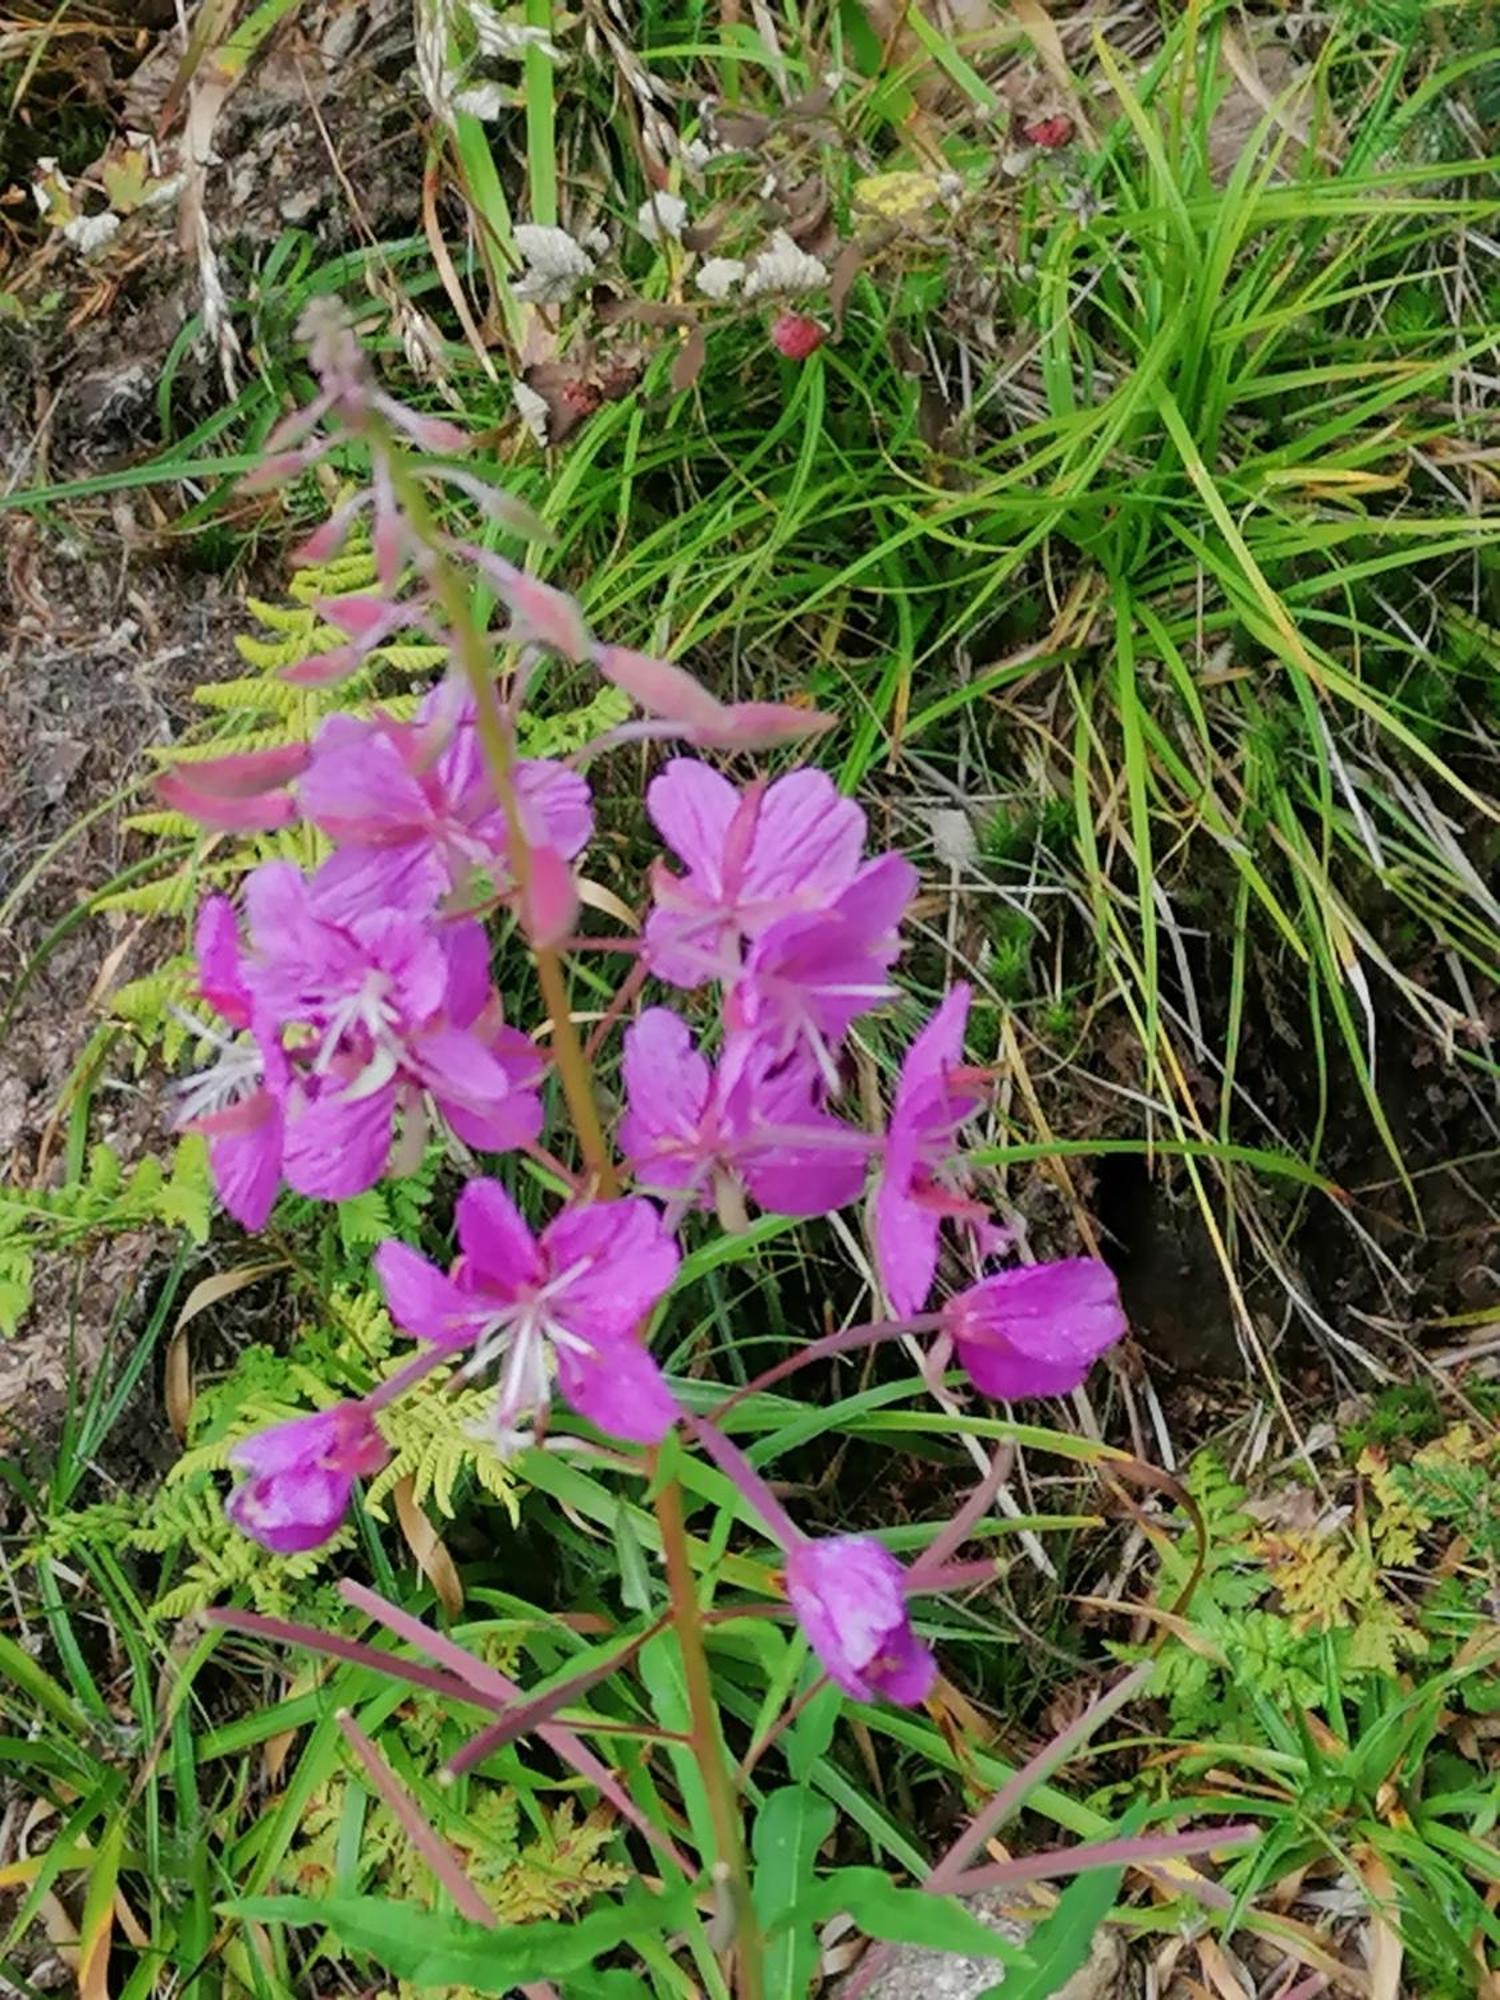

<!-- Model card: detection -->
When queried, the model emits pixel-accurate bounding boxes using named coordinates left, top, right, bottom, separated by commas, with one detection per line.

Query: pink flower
left=236, top=863, right=542, bottom=1199
left=729, top=854, right=917, bottom=1087
left=374, top=1178, right=680, bottom=1447
left=176, top=898, right=286, bottom=1229
left=226, top=1401, right=388, bottom=1553
left=644, top=761, right=869, bottom=987
left=873, top=984, right=990, bottom=1316
left=784, top=1537, right=935, bottom=1706
left=300, top=686, right=592, bottom=921
left=770, top=313, right=825, bottom=360
left=941, top=1259, right=1126, bottom=1399
left=620, top=1009, right=870, bottom=1218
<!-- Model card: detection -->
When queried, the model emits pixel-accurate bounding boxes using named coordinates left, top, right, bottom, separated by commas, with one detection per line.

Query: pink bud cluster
left=175, top=304, right=1128, bottom=1710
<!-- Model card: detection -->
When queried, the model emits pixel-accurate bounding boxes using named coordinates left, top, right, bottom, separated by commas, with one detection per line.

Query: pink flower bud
left=784, top=1536, right=936, bottom=1706
left=281, top=644, right=360, bottom=686
left=156, top=745, right=306, bottom=830
left=770, top=313, right=825, bottom=360
left=518, top=844, right=579, bottom=948
left=317, top=592, right=394, bottom=640
left=593, top=644, right=837, bottom=749
left=941, top=1258, right=1126, bottom=1400
left=226, top=1403, right=388, bottom=1554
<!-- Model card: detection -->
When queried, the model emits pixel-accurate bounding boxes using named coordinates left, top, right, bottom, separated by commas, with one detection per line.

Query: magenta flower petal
left=832, top=852, right=920, bottom=943
left=375, top=1240, right=490, bottom=1347
left=376, top=1183, right=676, bottom=1447
left=943, top=1258, right=1126, bottom=1400
left=619, top=1009, right=714, bottom=1192
left=541, top=1200, right=680, bottom=1344
left=784, top=1537, right=936, bottom=1706
left=556, top=1336, right=678, bottom=1445
left=872, top=983, right=985, bottom=1317
left=873, top=1171, right=943, bottom=1320
left=227, top=1402, right=387, bottom=1554
left=512, top=760, right=594, bottom=864
left=281, top=1081, right=396, bottom=1201
left=738, top=770, right=866, bottom=914
left=646, top=761, right=741, bottom=901
left=897, top=984, right=971, bottom=1108
left=412, top=1023, right=531, bottom=1116
left=194, top=896, right=252, bottom=1028
left=205, top=1091, right=284, bottom=1230
left=438, top=923, right=496, bottom=1028
left=299, top=716, right=430, bottom=844
left=442, top=1089, right=545, bottom=1155
left=454, top=1177, right=544, bottom=1297
left=310, top=842, right=449, bottom=921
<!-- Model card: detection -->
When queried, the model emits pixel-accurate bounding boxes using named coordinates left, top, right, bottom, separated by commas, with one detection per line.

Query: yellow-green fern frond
left=365, top=1369, right=522, bottom=1523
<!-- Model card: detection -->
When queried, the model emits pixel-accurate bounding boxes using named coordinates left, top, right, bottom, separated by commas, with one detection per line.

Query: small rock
left=842, top=1894, right=1124, bottom=2000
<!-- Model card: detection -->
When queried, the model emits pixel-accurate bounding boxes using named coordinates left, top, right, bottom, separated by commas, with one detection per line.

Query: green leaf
left=636, top=1631, right=715, bottom=1861
left=0, top=1629, right=85, bottom=1735
left=613, top=1502, right=654, bottom=1615
left=753, top=1789, right=837, bottom=2000
left=230, top=1885, right=695, bottom=1989
left=775, top=1869, right=1024, bottom=1964
left=976, top=1862, right=1124, bottom=2000
left=785, top=1676, right=842, bottom=1782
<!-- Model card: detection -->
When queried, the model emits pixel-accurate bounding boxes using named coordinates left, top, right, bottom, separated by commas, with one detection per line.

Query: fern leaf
left=288, top=549, right=379, bottom=603
left=111, top=961, right=193, bottom=1031
left=365, top=1373, right=521, bottom=1523
left=196, top=675, right=310, bottom=718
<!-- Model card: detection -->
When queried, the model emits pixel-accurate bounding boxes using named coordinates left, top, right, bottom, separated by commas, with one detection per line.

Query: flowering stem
left=535, top=944, right=618, bottom=1195
left=653, top=1471, right=763, bottom=2000
left=382, top=445, right=616, bottom=1194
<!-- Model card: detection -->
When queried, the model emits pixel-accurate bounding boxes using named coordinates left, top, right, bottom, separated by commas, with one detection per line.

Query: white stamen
left=172, top=1038, right=263, bottom=1124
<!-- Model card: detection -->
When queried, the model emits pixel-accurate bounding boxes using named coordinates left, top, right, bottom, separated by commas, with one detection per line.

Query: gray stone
left=842, top=1893, right=1124, bottom=2000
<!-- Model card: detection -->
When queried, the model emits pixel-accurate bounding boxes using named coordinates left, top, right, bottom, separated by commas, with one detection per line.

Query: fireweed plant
left=169, top=305, right=1251, bottom=1989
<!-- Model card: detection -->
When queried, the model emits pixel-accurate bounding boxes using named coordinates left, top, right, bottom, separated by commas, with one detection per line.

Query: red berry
left=1023, top=115, right=1073, bottom=149
left=769, top=312, right=825, bottom=360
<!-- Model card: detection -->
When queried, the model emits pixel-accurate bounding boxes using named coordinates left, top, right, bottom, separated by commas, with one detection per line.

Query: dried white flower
left=512, top=378, right=550, bottom=444
left=453, top=81, right=506, bottom=119
left=636, top=191, right=688, bottom=244
left=511, top=222, right=595, bottom=303
left=62, top=211, right=120, bottom=255
left=582, top=224, right=611, bottom=257
left=1000, top=148, right=1033, bottom=178
left=928, top=807, right=977, bottom=871
left=742, top=229, right=827, bottom=300
left=467, top=0, right=560, bottom=60
left=823, top=68, right=845, bottom=90
left=694, top=256, right=746, bottom=302
left=681, top=136, right=717, bottom=171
